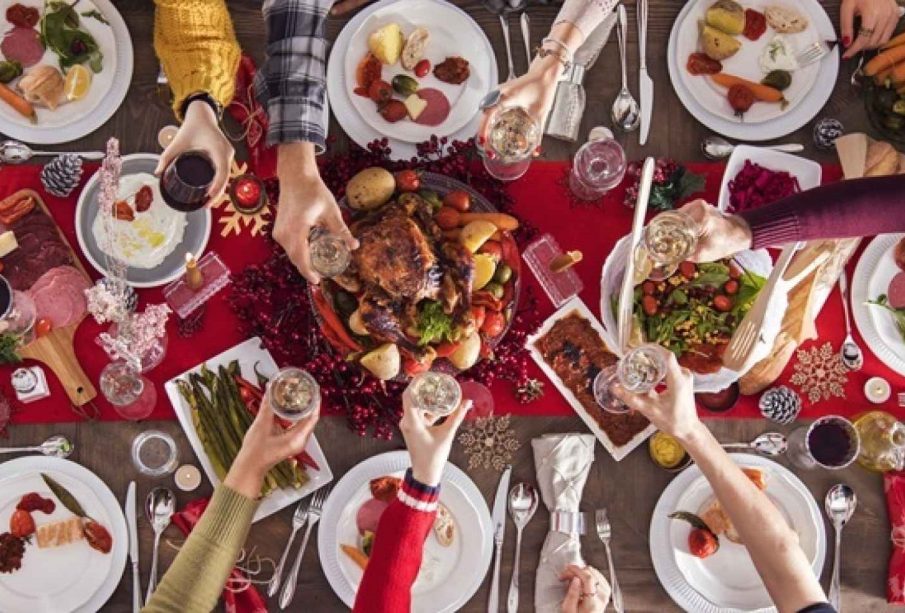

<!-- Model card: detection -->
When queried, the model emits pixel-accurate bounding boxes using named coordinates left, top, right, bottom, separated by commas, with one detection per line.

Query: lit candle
left=157, top=125, right=179, bottom=150
left=865, top=377, right=892, bottom=404
left=185, top=252, right=203, bottom=290
left=229, top=174, right=265, bottom=214
left=174, top=464, right=202, bottom=492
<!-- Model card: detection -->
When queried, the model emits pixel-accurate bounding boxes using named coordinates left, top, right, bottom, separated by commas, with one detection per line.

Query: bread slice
left=765, top=6, right=809, bottom=33
left=401, top=27, right=430, bottom=71
left=36, top=517, right=84, bottom=548
left=433, top=503, right=455, bottom=547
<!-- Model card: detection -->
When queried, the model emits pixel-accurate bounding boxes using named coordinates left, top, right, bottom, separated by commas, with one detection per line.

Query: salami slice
left=414, top=88, right=451, bottom=127
left=1, top=27, right=44, bottom=68
left=29, top=266, right=89, bottom=328
left=355, top=498, right=388, bottom=535
left=889, top=272, right=905, bottom=309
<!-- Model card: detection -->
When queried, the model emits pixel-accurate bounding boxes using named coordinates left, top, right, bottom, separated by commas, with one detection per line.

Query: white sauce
left=760, top=35, right=798, bottom=73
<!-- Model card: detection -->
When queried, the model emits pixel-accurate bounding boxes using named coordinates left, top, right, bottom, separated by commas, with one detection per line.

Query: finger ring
left=479, top=88, right=502, bottom=110
left=859, top=27, right=875, bottom=36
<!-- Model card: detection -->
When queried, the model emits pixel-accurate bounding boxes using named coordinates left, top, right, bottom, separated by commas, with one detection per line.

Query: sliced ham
left=889, top=272, right=905, bottom=309
left=356, top=498, right=389, bottom=535
left=414, top=88, right=451, bottom=127
left=28, top=265, right=89, bottom=328
left=1, top=27, right=44, bottom=68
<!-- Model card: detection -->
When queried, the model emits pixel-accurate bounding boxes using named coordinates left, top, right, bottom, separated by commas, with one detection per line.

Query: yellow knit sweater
left=153, top=0, right=241, bottom=120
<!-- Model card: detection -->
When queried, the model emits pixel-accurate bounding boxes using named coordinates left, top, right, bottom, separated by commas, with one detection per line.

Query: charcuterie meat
left=28, top=265, right=90, bottom=328
left=889, top=272, right=905, bottom=309
left=413, top=88, right=450, bottom=127
left=1, top=26, right=44, bottom=68
left=355, top=498, right=388, bottom=535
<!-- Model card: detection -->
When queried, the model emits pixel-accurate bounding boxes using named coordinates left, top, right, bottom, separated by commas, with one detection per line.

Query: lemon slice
left=64, top=65, right=92, bottom=101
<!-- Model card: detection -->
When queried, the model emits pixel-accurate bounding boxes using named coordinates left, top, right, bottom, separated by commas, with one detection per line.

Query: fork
left=279, top=487, right=330, bottom=610
left=595, top=509, right=624, bottom=613
left=796, top=40, right=831, bottom=68
left=267, top=499, right=309, bottom=597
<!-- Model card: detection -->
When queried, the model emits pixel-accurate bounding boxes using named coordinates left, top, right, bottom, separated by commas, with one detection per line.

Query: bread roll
left=739, top=331, right=797, bottom=395
left=865, top=141, right=899, bottom=176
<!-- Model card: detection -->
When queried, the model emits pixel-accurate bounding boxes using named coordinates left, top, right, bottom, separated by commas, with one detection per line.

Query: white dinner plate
left=852, top=233, right=905, bottom=377
left=318, top=451, right=492, bottom=612
left=0, top=457, right=127, bottom=613
left=164, top=337, right=334, bottom=523
left=0, top=0, right=133, bottom=144
left=327, top=0, right=497, bottom=160
left=344, top=0, right=490, bottom=143
left=667, top=0, right=838, bottom=141
left=650, top=454, right=826, bottom=613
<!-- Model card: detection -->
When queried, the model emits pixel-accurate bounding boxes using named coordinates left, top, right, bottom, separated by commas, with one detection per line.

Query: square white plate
left=164, top=337, right=333, bottom=522
left=717, top=145, right=823, bottom=212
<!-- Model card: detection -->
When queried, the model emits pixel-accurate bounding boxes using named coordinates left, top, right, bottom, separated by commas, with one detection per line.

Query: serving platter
left=717, top=145, right=823, bottom=211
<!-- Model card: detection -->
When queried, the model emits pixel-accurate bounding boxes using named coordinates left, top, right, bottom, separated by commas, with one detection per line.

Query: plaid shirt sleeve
left=256, top=0, right=332, bottom=152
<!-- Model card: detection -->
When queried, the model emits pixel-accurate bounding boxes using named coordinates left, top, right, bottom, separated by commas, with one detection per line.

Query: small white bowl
left=717, top=145, right=823, bottom=212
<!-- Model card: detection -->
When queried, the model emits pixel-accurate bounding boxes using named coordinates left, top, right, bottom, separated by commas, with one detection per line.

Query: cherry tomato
left=728, top=262, right=743, bottom=279
left=743, top=9, right=767, bottom=41
left=642, top=295, right=658, bottom=316
left=479, top=240, right=503, bottom=261
left=442, top=190, right=471, bottom=212
left=713, top=295, right=733, bottom=312
left=403, top=357, right=431, bottom=377
left=435, top=206, right=459, bottom=230
left=435, top=341, right=461, bottom=358
left=367, top=79, right=393, bottom=103
left=479, top=339, right=494, bottom=360
left=9, top=509, right=34, bottom=538
left=84, top=520, right=113, bottom=554
left=723, top=280, right=739, bottom=295
left=481, top=311, right=506, bottom=337
left=679, top=261, right=697, bottom=279
left=35, top=318, right=52, bottom=337
left=642, top=280, right=657, bottom=295
left=686, top=52, right=722, bottom=75
left=414, top=59, right=431, bottom=78
left=727, top=84, right=755, bottom=115
left=688, top=528, right=718, bottom=559
left=395, top=169, right=421, bottom=192
left=378, top=100, right=407, bottom=122
left=470, top=306, right=486, bottom=330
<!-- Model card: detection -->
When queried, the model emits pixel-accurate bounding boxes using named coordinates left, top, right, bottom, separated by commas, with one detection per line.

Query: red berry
left=414, top=59, right=431, bottom=78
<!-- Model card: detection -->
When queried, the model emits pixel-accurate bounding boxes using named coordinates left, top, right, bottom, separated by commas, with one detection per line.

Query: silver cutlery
left=506, top=483, right=538, bottom=613
left=0, top=435, right=73, bottom=458
left=721, top=432, right=788, bottom=456
left=825, top=484, right=857, bottom=611
left=520, top=12, right=531, bottom=73
left=850, top=53, right=865, bottom=89
left=125, top=482, right=142, bottom=613
left=0, top=140, right=105, bottom=164
left=488, top=465, right=512, bottom=613
left=279, top=487, right=330, bottom=610
left=499, top=15, right=516, bottom=81
left=796, top=40, right=832, bottom=68
left=838, top=271, right=864, bottom=371
left=637, top=0, right=653, bottom=145
left=595, top=509, right=623, bottom=613
left=268, top=499, right=309, bottom=597
left=612, top=5, right=640, bottom=132
left=617, top=158, right=655, bottom=351
left=701, top=135, right=804, bottom=160
left=145, top=487, right=175, bottom=603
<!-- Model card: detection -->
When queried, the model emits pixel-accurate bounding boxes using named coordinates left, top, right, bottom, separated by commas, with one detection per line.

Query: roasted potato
left=349, top=308, right=369, bottom=336
left=449, top=331, right=481, bottom=370
left=346, top=167, right=396, bottom=210
left=368, top=23, right=404, bottom=64
left=699, top=22, right=741, bottom=61
left=705, top=0, right=745, bottom=35
left=360, top=343, right=401, bottom=380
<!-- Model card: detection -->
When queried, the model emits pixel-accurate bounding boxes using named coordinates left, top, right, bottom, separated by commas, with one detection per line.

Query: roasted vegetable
left=0, top=61, right=22, bottom=84
left=705, top=0, right=745, bottom=35
left=392, top=74, right=419, bottom=96
left=761, top=69, right=792, bottom=91
left=346, top=167, right=396, bottom=210
left=699, top=22, right=741, bottom=61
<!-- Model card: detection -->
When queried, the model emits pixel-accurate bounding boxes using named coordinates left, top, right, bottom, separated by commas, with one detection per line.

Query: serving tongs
left=616, top=157, right=655, bottom=353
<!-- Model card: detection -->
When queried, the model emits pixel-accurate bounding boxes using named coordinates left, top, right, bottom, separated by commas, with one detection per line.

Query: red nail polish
left=477, top=135, right=485, bottom=145
left=842, top=35, right=851, bottom=47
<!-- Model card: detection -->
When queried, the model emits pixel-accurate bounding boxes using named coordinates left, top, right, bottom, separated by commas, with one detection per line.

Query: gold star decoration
left=210, top=161, right=273, bottom=238
left=457, top=414, right=520, bottom=472
left=789, top=342, right=849, bottom=404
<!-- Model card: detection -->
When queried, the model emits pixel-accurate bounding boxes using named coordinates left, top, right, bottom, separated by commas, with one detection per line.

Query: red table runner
left=3, top=160, right=903, bottom=427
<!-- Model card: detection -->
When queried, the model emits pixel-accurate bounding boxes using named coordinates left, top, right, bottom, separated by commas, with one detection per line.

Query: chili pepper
left=310, top=287, right=363, bottom=352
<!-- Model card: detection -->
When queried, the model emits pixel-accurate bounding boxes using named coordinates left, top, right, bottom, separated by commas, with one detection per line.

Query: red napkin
left=885, top=471, right=905, bottom=604
left=171, top=498, right=267, bottom=613
left=227, top=54, right=278, bottom=181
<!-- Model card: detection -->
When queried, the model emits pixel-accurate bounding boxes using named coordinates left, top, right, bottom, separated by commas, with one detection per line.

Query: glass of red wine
left=788, top=415, right=860, bottom=470
left=159, top=150, right=215, bottom=212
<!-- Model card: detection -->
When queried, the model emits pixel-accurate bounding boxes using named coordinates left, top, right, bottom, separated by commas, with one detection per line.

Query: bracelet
left=536, top=38, right=573, bottom=72
left=180, top=91, right=224, bottom=121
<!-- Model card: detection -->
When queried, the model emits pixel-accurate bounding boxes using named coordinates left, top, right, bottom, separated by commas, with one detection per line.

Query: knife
left=637, top=0, right=653, bottom=146
left=125, top=481, right=142, bottom=613
left=617, top=157, right=655, bottom=353
left=520, top=12, right=531, bottom=74
left=487, top=465, right=512, bottom=613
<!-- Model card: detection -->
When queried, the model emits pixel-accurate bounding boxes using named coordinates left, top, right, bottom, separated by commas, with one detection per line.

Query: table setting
left=0, top=0, right=904, bottom=612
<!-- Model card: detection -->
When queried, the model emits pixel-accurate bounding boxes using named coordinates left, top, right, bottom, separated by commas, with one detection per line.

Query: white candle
left=157, top=125, right=179, bottom=150
left=174, top=464, right=202, bottom=492
left=864, top=377, right=892, bottom=404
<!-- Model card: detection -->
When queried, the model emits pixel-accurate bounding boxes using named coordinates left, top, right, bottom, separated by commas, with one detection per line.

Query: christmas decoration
left=40, top=154, right=83, bottom=197
left=623, top=158, right=705, bottom=211
left=212, top=161, right=273, bottom=238
left=789, top=342, right=849, bottom=404
left=515, top=378, right=544, bottom=403
left=230, top=174, right=266, bottom=214
left=813, top=118, right=844, bottom=150
left=226, top=55, right=277, bottom=180
left=758, top=385, right=802, bottom=424
left=177, top=306, right=206, bottom=338
left=93, top=277, right=137, bottom=314
left=457, top=413, right=520, bottom=472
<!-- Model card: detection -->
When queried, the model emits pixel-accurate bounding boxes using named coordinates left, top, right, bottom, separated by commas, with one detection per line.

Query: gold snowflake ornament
left=457, top=414, right=520, bottom=472
left=210, top=161, right=272, bottom=238
left=789, top=342, right=849, bottom=404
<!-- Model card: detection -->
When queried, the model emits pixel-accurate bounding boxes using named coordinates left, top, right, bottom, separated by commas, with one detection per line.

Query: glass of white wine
left=309, top=228, right=352, bottom=278
left=479, top=106, right=541, bottom=182
left=266, top=367, right=320, bottom=422
left=593, top=344, right=668, bottom=414
left=407, top=372, right=463, bottom=418
left=639, top=210, right=699, bottom=282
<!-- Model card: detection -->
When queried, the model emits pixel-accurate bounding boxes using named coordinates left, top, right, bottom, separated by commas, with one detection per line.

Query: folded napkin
left=532, top=433, right=610, bottom=611
left=885, top=471, right=905, bottom=604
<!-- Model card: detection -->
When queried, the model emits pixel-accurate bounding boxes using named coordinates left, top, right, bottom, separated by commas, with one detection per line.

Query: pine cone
left=758, top=386, right=802, bottom=425
left=40, top=154, right=83, bottom=198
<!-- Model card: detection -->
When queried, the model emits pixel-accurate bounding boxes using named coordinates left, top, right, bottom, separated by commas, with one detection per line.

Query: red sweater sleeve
left=737, top=174, right=905, bottom=249
left=353, top=470, right=440, bottom=613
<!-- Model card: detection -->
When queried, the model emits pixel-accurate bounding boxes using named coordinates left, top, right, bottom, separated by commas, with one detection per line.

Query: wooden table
left=3, top=1, right=896, bottom=612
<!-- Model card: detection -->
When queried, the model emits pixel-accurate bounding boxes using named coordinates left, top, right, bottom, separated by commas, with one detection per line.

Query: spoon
left=825, top=484, right=857, bottom=612
left=506, top=483, right=539, bottom=613
left=850, top=53, right=865, bottom=89
left=0, top=434, right=73, bottom=458
left=612, top=5, right=640, bottom=132
left=701, top=136, right=804, bottom=160
left=838, top=271, right=863, bottom=371
left=721, top=432, right=788, bottom=456
left=484, top=0, right=526, bottom=81
left=0, top=140, right=105, bottom=164
left=145, top=487, right=176, bottom=603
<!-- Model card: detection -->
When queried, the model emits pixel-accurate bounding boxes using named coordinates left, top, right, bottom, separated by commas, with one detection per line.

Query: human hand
left=841, top=0, right=901, bottom=58
left=155, top=100, right=233, bottom=203
left=678, top=199, right=753, bottom=263
left=399, top=389, right=472, bottom=486
left=330, top=0, right=373, bottom=16
left=559, top=565, right=610, bottom=613
left=225, top=399, right=319, bottom=498
left=612, top=351, right=703, bottom=443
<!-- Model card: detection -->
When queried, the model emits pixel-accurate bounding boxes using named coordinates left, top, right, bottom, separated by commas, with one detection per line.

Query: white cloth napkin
left=532, top=433, right=608, bottom=612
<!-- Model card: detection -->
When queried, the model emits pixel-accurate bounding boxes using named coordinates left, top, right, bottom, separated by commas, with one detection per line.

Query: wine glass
left=478, top=106, right=541, bottom=182
left=639, top=210, right=699, bottom=282
left=0, top=275, right=36, bottom=344
left=266, top=367, right=320, bottom=423
left=593, top=344, right=668, bottom=414
left=788, top=415, right=861, bottom=470
left=159, top=150, right=215, bottom=212
left=99, top=361, right=157, bottom=421
left=309, top=228, right=352, bottom=278
left=407, top=372, right=463, bottom=418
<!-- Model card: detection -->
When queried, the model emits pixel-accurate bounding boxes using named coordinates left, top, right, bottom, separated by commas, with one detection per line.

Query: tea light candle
left=174, top=464, right=202, bottom=492
left=229, top=174, right=265, bottom=215
left=157, top=125, right=179, bottom=150
left=185, top=252, right=203, bottom=290
left=865, top=377, right=892, bottom=404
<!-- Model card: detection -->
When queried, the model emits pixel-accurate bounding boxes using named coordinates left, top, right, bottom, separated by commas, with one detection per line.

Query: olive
left=760, top=70, right=792, bottom=91
left=0, top=61, right=22, bottom=84
left=493, top=263, right=512, bottom=284
left=484, top=282, right=504, bottom=299
left=392, top=74, right=419, bottom=97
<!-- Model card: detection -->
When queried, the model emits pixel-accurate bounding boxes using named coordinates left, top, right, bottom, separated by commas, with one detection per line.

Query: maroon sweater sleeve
left=737, top=174, right=905, bottom=249
left=353, top=470, right=440, bottom=613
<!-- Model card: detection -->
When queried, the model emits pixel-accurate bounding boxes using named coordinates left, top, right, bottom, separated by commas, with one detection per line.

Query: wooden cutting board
left=10, top=189, right=96, bottom=406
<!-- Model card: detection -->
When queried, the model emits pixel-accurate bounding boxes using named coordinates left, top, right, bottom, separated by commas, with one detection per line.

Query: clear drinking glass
left=407, top=372, right=463, bottom=418
left=640, top=210, right=700, bottom=282
left=266, top=367, right=320, bottom=422
left=0, top=275, right=36, bottom=344
left=788, top=415, right=861, bottom=470
left=131, top=430, right=179, bottom=477
left=593, top=344, right=668, bottom=414
left=479, top=106, right=541, bottom=182
left=100, top=361, right=157, bottom=420
left=569, top=127, right=627, bottom=201
left=309, top=229, right=352, bottom=278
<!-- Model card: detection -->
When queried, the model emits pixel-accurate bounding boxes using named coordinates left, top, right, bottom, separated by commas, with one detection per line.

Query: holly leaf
left=41, top=473, right=88, bottom=518
left=0, top=334, right=22, bottom=365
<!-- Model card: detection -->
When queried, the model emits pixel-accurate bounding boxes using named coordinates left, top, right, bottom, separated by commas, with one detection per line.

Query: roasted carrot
left=457, top=212, right=519, bottom=231
left=341, top=544, right=369, bottom=571
left=890, top=62, right=905, bottom=86
left=710, top=73, right=785, bottom=103
left=865, top=45, right=905, bottom=76
left=882, top=31, right=905, bottom=50
left=875, top=65, right=896, bottom=85
left=0, top=83, right=35, bottom=122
